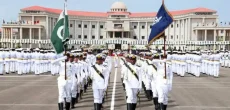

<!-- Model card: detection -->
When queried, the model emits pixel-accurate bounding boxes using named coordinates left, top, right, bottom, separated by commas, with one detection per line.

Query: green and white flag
left=51, top=1, right=69, bottom=54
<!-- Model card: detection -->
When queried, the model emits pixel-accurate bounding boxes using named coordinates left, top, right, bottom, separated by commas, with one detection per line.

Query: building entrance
left=115, top=32, right=122, bottom=38
left=115, top=44, right=121, bottom=49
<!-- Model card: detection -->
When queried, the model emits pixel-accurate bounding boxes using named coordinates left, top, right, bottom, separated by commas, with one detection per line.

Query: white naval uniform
left=153, top=59, right=171, bottom=105
left=4, top=51, right=10, bottom=74
left=0, top=51, right=5, bottom=75
left=16, top=52, right=23, bottom=75
left=123, top=62, right=142, bottom=104
left=213, top=54, right=221, bottom=77
left=10, top=51, right=16, bottom=73
left=114, top=54, right=119, bottom=68
left=52, top=56, right=74, bottom=103
left=90, top=64, right=107, bottom=103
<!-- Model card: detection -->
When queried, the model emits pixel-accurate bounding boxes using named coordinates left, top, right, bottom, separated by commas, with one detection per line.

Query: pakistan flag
left=51, top=5, right=69, bottom=54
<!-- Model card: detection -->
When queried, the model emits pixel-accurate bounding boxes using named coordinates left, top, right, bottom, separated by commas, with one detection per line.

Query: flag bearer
left=51, top=53, right=74, bottom=110
left=123, top=54, right=142, bottom=110
left=0, top=49, right=4, bottom=75
left=90, top=54, right=107, bottom=110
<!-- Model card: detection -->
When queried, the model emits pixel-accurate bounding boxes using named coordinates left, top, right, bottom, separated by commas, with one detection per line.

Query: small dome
left=110, top=1, right=127, bottom=12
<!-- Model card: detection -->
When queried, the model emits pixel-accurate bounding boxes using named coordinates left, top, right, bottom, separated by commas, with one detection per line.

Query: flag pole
left=64, top=0, right=67, bottom=80
left=163, top=0, right=167, bottom=79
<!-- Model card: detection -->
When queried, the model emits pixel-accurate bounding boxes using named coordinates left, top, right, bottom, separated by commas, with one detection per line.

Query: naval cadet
left=51, top=53, right=74, bottom=110
left=123, top=54, right=142, bottom=110
left=90, top=54, right=107, bottom=110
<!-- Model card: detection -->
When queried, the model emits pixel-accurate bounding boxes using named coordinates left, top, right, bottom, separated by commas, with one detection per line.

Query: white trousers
left=126, top=88, right=138, bottom=103
left=0, top=63, right=3, bottom=74
left=151, top=82, right=158, bottom=98
left=58, top=80, right=72, bottom=103
left=5, top=62, right=10, bottom=73
left=157, top=83, right=169, bottom=105
left=17, top=62, right=23, bottom=75
left=71, top=81, right=78, bottom=98
left=144, top=80, right=151, bottom=90
left=93, top=89, right=104, bottom=103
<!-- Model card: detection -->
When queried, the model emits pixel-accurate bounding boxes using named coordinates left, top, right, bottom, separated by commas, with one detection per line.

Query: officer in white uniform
left=123, top=54, right=142, bottom=110
left=0, top=49, right=5, bottom=75
left=4, top=49, right=10, bottom=74
left=51, top=53, right=74, bottom=110
left=90, top=54, right=107, bottom=110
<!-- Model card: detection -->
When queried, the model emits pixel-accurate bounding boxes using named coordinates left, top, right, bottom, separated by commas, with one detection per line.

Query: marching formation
left=0, top=48, right=224, bottom=110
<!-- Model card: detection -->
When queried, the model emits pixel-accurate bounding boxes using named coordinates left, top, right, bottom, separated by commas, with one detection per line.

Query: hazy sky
left=0, top=0, right=229, bottom=26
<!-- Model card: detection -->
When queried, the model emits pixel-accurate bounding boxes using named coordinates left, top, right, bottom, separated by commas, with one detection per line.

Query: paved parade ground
left=0, top=67, right=230, bottom=110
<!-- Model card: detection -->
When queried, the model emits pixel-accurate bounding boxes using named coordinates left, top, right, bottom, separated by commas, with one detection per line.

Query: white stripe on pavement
left=110, top=68, right=117, bottom=110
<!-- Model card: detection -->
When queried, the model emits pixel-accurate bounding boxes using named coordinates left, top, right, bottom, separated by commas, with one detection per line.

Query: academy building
left=1, top=1, right=230, bottom=50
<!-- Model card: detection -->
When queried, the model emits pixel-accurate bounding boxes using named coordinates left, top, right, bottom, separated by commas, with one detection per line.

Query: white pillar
left=20, top=28, right=22, bottom=46
left=195, top=30, right=198, bottom=41
left=113, top=32, right=115, bottom=38
left=97, top=21, right=99, bottom=40
left=214, top=30, right=216, bottom=50
left=74, top=20, right=77, bottom=39
left=122, top=32, right=124, bottom=38
left=29, top=28, right=32, bottom=48
left=89, top=21, right=91, bottom=40
left=38, top=28, right=41, bottom=48
left=32, top=16, right=34, bottom=25
left=81, top=21, right=84, bottom=40
left=204, top=30, right=207, bottom=41
left=146, top=22, right=148, bottom=38
left=46, top=16, right=49, bottom=39
left=173, top=21, right=176, bottom=41
left=10, top=28, right=13, bottom=48
left=223, top=30, right=226, bottom=50
left=138, top=22, right=140, bottom=39
left=188, top=18, right=191, bottom=40
left=1, top=28, right=4, bottom=39
left=183, top=19, right=186, bottom=41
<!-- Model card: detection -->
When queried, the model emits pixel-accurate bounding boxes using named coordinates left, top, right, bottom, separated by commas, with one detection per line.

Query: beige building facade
left=1, top=1, right=230, bottom=50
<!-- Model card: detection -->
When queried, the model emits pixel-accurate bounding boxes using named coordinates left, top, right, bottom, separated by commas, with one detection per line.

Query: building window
left=92, top=35, right=95, bottom=39
left=150, top=25, right=152, bottom=28
left=171, top=24, right=173, bottom=28
left=142, top=26, right=145, bottom=29
left=177, top=35, right=178, bottom=39
left=84, top=35, right=87, bottom=39
left=84, top=25, right=87, bottom=28
left=78, top=24, right=81, bottom=28
left=171, top=35, right=173, bottom=39
left=133, top=36, right=137, bottom=39
left=221, top=30, right=223, bottom=33
left=134, top=26, right=137, bottom=29
left=100, top=25, right=103, bottom=29
left=142, top=36, right=145, bottom=39
left=78, top=35, right=81, bottom=39
left=70, top=24, right=73, bottom=27
left=177, top=24, right=179, bottom=28
left=92, top=25, right=95, bottom=28
left=70, top=35, right=73, bottom=38
left=100, top=36, right=103, bottom=39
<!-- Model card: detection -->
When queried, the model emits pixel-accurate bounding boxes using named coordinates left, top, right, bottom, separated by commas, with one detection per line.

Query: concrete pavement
left=0, top=67, right=230, bottom=110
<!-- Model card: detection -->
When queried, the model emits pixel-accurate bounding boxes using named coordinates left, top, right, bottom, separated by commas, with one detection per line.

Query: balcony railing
left=113, top=27, right=123, bottom=29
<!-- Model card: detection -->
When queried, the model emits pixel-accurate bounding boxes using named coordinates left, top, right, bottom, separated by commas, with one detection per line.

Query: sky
left=0, top=0, right=229, bottom=26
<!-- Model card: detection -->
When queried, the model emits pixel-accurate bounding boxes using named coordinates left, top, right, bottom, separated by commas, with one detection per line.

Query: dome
left=110, top=1, right=127, bottom=12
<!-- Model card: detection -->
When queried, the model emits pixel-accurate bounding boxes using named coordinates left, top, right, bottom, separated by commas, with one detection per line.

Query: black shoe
left=84, top=85, right=87, bottom=93
left=6, top=72, right=9, bottom=74
left=153, top=97, right=159, bottom=110
left=133, top=103, right=137, bottom=110
left=76, top=93, right=79, bottom=103
left=159, top=103, right=164, bottom=110
left=102, top=98, right=105, bottom=104
left=163, top=104, right=167, bottom=110
left=147, top=90, right=152, bottom=100
left=58, top=103, right=64, bottom=110
left=95, top=103, right=100, bottom=110
left=80, top=90, right=83, bottom=99
left=100, top=103, right=103, bottom=109
left=65, top=102, right=70, bottom=110
left=127, top=103, right=132, bottom=110
left=71, top=97, right=76, bottom=108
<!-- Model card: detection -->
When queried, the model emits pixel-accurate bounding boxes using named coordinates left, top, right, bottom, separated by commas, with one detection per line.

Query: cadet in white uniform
left=52, top=53, right=74, bottom=110
left=4, top=49, right=10, bottom=74
left=123, top=54, right=142, bottom=110
left=0, top=49, right=5, bottom=75
left=90, top=54, right=107, bottom=110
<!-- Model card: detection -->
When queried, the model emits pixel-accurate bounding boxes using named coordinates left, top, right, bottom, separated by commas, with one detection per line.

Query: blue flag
left=148, top=3, right=173, bottom=45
